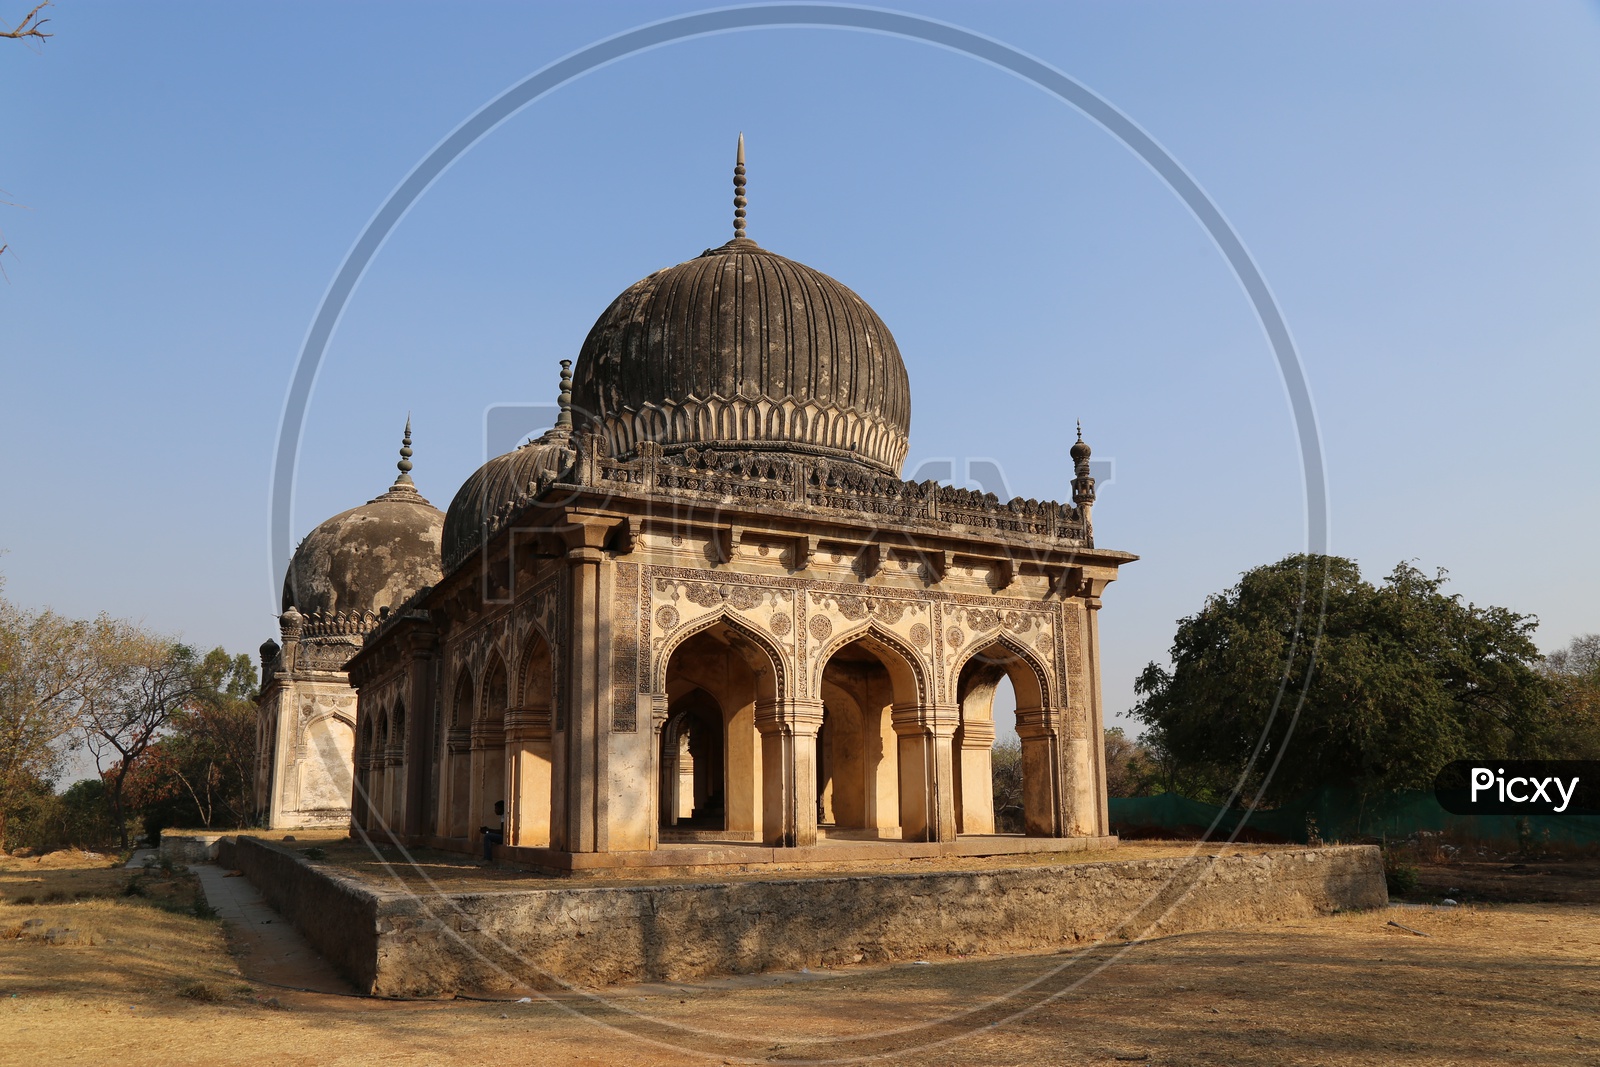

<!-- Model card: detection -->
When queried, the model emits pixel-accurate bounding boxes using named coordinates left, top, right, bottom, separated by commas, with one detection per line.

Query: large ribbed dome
left=282, top=433, right=444, bottom=617
left=570, top=236, right=912, bottom=475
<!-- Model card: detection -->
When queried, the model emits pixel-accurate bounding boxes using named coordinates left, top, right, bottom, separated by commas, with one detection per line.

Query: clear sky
left=4, top=2, right=1598, bottom=771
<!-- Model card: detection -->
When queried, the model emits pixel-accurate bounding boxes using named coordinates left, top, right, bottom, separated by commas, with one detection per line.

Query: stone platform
left=495, top=833, right=1122, bottom=876
left=219, top=836, right=1386, bottom=996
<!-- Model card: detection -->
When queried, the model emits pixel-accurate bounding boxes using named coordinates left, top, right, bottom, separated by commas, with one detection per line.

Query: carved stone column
left=504, top=709, right=552, bottom=847
left=755, top=698, right=825, bottom=848
left=954, top=717, right=996, bottom=834
left=1016, top=706, right=1066, bottom=837
left=402, top=630, right=438, bottom=839
left=551, top=513, right=612, bottom=853
left=891, top=702, right=959, bottom=843
left=442, top=727, right=472, bottom=838
left=468, top=719, right=504, bottom=848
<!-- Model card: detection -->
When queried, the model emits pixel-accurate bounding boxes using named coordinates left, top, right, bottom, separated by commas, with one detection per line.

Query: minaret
left=733, top=132, right=748, bottom=240
left=1071, top=421, right=1096, bottom=531
left=554, top=359, right=573, bottom=433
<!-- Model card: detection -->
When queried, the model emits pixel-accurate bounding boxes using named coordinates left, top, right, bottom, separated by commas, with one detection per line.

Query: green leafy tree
left=1103, top=727, right=1159, bottom=798
left=1537, top=634, right=1600, bottom=758
left=1133, top=554, right=1552, bottom=808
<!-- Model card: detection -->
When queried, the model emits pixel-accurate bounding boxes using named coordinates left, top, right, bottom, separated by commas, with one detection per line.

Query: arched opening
left=445, top=671, right=474, bottom=838
left=659, top=622, right=779, bottom=841
left=817, top=629, right=944, bottom=840
left=658, top=688, right=726, bottom=830
left=506, top=632, right=554, bottom=847
left=474, top=654, right=509, bottom=847
left=955, top=640, right=1055, bottom=837
left=817, top=637, right=903, bottom=840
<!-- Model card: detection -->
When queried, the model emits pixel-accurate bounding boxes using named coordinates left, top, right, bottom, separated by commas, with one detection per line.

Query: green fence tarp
left=1108, top=789, right=1600, bottom=848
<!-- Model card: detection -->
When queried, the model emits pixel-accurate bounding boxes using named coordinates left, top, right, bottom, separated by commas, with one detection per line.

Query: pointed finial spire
left=395, top=415, right=415, bottom=485
left=733, top=132, right=747, bottom=239
left=555, top=359, right=573, bottom=431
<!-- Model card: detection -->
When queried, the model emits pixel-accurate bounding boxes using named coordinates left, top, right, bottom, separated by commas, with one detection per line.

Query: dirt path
left=191, top=863, right=355, bottom=997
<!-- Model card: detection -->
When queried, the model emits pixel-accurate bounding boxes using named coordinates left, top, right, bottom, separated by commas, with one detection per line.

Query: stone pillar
left=442, top=728, right=472, bottom=838
left=383, top=744, right=405, bottom=832
left=955, top=718, right=996, bottom=834
left=1082, top=584, right=1111, bottom=837
left=504, top=709, right=552, bottom=847
left=402, top=633, right=438, bottom=839
left=468, top=721, right=503, bottom=847
left=551, top=514, right=612, bottom=853
left=755, top=698, right=824, bottom=848
left=1016, top=706, right=1066, bottom=837
left=892, top=703, right=959, bottom=843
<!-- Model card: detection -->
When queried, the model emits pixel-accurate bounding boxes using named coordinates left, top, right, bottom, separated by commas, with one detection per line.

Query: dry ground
left=3, top=850, right=1599, bottom=1065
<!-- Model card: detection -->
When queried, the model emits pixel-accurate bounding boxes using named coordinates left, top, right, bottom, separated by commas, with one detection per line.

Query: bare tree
left=79, top=619, right=202, bottom=849
left=1, top=2, right=52, bottom=275
left=1, top=2, right=52, bottom=42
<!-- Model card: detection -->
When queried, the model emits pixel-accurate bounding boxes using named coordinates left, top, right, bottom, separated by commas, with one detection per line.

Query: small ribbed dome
left=441, top=431, right=575, bottom=572
left=282, top=428, right=444, bottom=616
left=570, top=237, right=912, bottom=475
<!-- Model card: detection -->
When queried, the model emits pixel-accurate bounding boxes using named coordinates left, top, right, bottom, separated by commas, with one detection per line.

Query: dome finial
left=395, top=415, right=415, bottom=485
left=733, top=132, right=747, bottom=239
left=555, top=359, right=573, bottom=431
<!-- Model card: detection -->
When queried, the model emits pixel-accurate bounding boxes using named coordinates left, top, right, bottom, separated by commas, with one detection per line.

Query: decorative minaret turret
left=733, top=132, right=748, bottom=240
left=555, top=359, right=573, bottom=432
left=1071, top=421, right=1096, bottom=532
left=395, top=416, right=415, bottom=485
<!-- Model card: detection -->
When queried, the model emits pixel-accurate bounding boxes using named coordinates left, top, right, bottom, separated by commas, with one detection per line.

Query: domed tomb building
left=254, top=423, right=444, bottom=829
left=344, top=143, right=1136, bottom=863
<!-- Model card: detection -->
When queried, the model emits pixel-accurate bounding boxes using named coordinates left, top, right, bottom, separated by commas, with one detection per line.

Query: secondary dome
left=441, top=428, right=575, bottom=573
left=282, top=424, right=444, bottom=617
left=570, top=143, right=911, bottom=475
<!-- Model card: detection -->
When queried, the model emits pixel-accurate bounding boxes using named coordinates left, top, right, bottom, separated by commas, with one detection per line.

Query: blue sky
left=4, top=1, right=1598, bottom=764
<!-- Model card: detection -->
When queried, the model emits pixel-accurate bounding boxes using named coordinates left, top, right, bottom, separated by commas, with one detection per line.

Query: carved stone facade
left=340, top=162, right=1135, bottom=861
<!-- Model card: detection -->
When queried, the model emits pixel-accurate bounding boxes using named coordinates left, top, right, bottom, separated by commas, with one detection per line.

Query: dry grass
left=2, top=850, right=1598, bottom=1065
left=0, top=851, right=242, bottom=1006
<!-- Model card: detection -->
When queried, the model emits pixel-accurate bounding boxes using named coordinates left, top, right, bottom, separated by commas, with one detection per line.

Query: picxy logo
left=1468, top=767, right=1579, bottom=813
left=1436, top=760, right=1596, bottom=816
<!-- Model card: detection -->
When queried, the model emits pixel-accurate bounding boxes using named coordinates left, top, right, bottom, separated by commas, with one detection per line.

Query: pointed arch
left=811, top=620, right=929, bottom=706
left=515, top=625, right=554, bottom=709
left=480, top=650, right=509, bottom=724
left=653, top=608, right=787, bottom=703
left=950, top=632, right=1055, bottom=711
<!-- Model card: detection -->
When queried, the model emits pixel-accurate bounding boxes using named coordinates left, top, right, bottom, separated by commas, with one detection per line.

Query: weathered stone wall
left=158, top=832, right=231, bottom=864
left=228, top=837, right=383, bottom=990
left=358, top=846, right=1383, bottom=995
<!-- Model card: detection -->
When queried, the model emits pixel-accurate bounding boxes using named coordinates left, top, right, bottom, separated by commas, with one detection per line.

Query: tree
left=1538, top=634, right=1600, bottom=759
left=0, top=583, right=98, bottom=849
left=79, top=621, right=204, bottom=849
left=1103, top=727, right=1158, bottom=798
left=140, top=649, right=259, bottom=832
left=0, top=2, right=51, bottom=42
left=1132, top=554, right=1552, bottom=808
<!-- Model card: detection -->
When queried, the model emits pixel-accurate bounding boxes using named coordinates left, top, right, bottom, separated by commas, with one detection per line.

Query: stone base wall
left=224, top=837, right=382, bottom=990
left=231, top=841, right=1385, bottom=996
